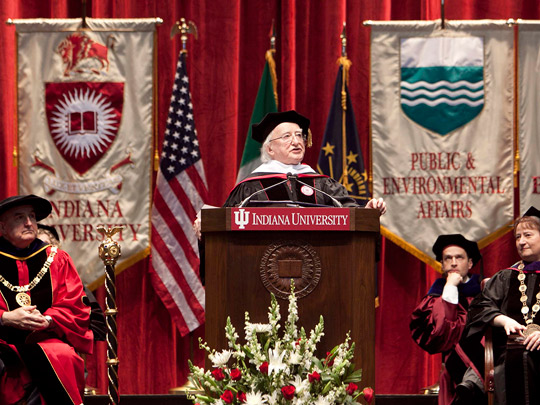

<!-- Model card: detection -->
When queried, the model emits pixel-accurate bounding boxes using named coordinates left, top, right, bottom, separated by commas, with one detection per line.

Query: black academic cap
left=432, top=234, right=481, bottom=267
left=0, top=194, right=52, bottom=222
left=251, top=110, right=310, bottom=144
left=523, top=206, right=540, bottom=219
left=38, top=224, right=60, bottom=241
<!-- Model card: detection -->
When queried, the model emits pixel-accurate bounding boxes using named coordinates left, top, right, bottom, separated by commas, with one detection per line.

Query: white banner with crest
left=15, top=18, right=157, bottom=287
left=370, top=20, right=514, bottom=267
left=518, top=21, right=540, bottom=216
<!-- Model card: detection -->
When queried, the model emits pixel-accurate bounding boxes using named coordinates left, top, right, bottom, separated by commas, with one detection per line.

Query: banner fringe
left=382, top=222, right=515, bottom=275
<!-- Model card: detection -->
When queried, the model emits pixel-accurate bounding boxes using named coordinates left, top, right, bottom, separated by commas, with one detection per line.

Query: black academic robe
left=466, top=262, right=540, bottom=405
left=223, top=172, right=360, bottom=207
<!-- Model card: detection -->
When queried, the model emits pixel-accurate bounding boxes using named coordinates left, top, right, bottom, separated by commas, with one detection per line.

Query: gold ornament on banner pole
left=98, top=226, right=123, bottom=405
left=170, top=17, right=198, bottom=54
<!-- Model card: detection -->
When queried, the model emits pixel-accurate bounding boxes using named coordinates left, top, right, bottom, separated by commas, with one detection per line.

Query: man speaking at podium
left=224, top=110, right=386, bottom=213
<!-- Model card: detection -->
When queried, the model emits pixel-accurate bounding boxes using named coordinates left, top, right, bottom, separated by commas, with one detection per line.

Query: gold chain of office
left=0, top=246, right=57, bottom=306
left=517, top=261, right=540, bottom=337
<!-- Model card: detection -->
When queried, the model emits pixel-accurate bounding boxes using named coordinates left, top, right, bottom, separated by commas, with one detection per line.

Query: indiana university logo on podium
left=400, top=36, right=485, bottom=135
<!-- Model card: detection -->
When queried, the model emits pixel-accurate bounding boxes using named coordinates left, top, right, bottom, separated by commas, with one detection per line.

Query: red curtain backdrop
left=0, top=0, right=538, bottom=395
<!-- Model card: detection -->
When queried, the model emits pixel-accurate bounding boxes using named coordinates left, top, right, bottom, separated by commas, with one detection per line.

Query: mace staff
left=97, top=225, right=123, bottom=405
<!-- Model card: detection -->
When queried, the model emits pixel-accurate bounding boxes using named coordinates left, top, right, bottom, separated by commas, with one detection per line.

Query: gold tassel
left=12, top=145, right=18, bottom=168
left=265, top=49, right=278, bottom=109
left=338, top=56, right=352, bottom=111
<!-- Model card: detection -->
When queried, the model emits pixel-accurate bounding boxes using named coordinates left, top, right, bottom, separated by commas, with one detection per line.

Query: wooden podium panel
left=202, top=207, right=379, bottom=391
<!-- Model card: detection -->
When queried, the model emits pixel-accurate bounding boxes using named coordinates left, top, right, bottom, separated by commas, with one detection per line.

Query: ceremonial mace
left=98, top=226, right=123, bottom=405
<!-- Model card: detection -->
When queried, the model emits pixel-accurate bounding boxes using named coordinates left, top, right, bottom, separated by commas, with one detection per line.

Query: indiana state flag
left=317, top=59, right=370, bottom=204
left=400, top=36, right=484, bottom=135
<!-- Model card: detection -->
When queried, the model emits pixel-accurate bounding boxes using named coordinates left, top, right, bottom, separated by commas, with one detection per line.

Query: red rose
left=281, top=385, right=296, bottom=400
left=308, top=371, right=321, bottom=383
left=363, top=387, right=374, bottom=404
left=259, top=361, right=269, bottom=375
left=325, top=352, right=334, bottom=367
left=220, top=390, right=234, bottom=404
left=211, top=368, right=225, bottom=381
left=346, top=382, right=358, bottom=395
left=230, top=368, right=242, bottom=381
left=237, top=391, right=246, bottom=402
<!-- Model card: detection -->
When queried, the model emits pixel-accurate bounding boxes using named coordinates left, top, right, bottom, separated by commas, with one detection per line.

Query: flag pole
left=168, top=18, right=201, bottom=394
left=81, top=0, right=88, bottom=29
left=236, top=21, right=280, bottom=181
left=266, top=20, right=279, bottom=109
left=441, top=0, right=445, bottom=29
left=340, top=22, right=350, bottom=189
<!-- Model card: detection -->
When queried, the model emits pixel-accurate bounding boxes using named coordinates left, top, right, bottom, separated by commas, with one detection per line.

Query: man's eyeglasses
left=268, top=132, right=307, bottom=144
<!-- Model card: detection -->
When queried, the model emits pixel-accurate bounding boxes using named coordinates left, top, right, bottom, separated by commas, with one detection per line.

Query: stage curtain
left=1, top=0, right=539, bottom=395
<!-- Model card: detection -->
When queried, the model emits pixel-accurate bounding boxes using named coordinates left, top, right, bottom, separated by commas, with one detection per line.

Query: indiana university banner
left=15, top=18, right=157, bottom=287
left=370, top=20, right=514, bottom=267
left=518, top=21, right=540, bottom=216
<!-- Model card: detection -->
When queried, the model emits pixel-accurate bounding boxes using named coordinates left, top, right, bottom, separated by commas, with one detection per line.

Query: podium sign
left=202, top=207, right=380, bottom=392
left=230, top=207, right=350, bottom=231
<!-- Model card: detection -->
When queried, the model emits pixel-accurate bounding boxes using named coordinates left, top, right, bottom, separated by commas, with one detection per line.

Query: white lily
left=268, top=344, right=287, bottom=375
left=289, top=374, right=310, bottom=396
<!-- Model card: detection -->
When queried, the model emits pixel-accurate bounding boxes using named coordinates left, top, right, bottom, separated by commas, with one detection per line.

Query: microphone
left=238, top=175, right=291, bottom=207
left=293, top=175, right=343, bottom=207
left=287, top=172, right=298, bottom=202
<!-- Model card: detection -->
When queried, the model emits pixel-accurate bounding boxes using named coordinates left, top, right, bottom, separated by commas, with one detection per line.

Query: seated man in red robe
left=0, top=194, right=93, bottom=405
left=410, top=234, right=484, bottom=405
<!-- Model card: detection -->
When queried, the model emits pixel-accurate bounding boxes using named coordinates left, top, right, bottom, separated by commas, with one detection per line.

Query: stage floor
left=84, top=394, right=438, bottom=405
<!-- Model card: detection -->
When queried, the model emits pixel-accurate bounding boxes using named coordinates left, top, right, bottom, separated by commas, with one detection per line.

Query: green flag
left=236, top=53, right=278, bottom=182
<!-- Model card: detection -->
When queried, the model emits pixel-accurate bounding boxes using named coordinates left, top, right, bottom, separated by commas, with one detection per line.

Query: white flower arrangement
left=188, top=282, right=373, bottom=405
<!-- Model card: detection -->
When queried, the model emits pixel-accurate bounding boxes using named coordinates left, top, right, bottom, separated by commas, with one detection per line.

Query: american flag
left=150, top=51, right=208, bottom=336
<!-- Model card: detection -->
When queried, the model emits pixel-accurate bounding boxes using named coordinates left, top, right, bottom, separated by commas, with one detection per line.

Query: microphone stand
left=238, top=176, right=291, bottom=207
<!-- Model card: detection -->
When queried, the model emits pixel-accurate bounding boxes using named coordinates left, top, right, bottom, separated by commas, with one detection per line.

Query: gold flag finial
left=269, top=19, right=276, bottom=51
left=171, top=18, right=198, bottom=54
left=340, top=22, right=347, bottom=57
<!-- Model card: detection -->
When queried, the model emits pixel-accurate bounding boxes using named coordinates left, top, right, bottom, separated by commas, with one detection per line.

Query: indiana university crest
left=45, top=81, right=124, bottom=175
left=400, top=36, right=484, bottom=135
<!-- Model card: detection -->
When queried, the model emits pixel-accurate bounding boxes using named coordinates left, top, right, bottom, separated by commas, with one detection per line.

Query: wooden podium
left=202, top=207, right=380, bottom=391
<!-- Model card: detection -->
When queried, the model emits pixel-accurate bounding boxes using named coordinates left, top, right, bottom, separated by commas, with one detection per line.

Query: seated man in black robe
left=224, top=110, right=386, bottom=212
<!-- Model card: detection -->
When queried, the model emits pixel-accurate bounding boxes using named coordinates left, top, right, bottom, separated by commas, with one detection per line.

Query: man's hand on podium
left=365, top=197, right=386, bottom=215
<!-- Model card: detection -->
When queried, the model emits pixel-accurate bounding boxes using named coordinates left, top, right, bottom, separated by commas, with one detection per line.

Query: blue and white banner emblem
left=400, top=37, right=484, bottom=135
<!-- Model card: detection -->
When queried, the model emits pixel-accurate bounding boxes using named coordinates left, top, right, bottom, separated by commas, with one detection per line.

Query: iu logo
left=45, top=82, right=124, bottom=175
left=234, top=209, right=250, bottom=229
